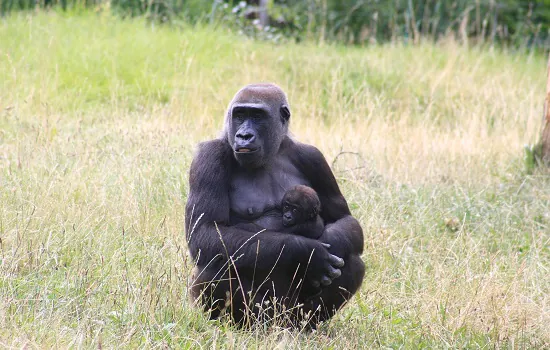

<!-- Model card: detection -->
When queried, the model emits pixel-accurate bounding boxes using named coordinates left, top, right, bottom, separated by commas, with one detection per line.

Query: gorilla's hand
left=318, top=216, right=364, bottom=260
left=294, top=237, right=344, bottom=288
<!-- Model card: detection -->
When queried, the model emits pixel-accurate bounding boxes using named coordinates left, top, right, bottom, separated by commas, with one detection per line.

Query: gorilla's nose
left=236, top=131, right=255, bottom=142
left=283, top=212, right=292, bottom=220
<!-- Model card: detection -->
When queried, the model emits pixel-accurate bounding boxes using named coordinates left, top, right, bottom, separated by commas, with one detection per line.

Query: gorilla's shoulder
left=286, top=140, right=326, bottom=163
left=194, top=139, right=232, bottom=159
left=190, top=139, right=233, bottom=178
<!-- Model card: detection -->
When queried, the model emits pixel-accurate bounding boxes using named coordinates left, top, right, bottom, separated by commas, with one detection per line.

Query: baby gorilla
left=281, top=185, right=324, bottom=239
left=233, top=185, right=324, bottom=239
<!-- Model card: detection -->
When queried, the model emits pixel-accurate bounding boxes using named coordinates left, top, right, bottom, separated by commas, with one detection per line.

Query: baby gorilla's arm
left=284, top=216, right=324, bottom=239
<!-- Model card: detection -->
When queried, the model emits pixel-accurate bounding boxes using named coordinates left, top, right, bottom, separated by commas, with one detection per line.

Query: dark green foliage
left=0, top=0, right=215, bottom=22
left=1, top=0, right=548, bottom=48
left=279, top=0, right=549, bottom=48
left=109, top=0, right=213, bottom=22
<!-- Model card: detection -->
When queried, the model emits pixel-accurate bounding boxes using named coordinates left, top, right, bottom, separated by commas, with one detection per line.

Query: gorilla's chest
left=229, top=158, right=310, bottom=230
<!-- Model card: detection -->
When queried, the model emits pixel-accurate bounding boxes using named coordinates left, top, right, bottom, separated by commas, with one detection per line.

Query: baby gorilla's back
left=281, top=185, right=324, bottom=239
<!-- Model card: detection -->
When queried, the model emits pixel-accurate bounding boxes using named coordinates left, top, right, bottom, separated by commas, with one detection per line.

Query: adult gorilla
left=186, top=83, right=364, bottom=328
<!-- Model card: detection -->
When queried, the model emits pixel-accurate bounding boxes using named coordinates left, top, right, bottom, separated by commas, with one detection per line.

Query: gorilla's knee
left=189, top=265, right=234, bottom=319
left=300, top=254, right=365, bottom=324
left=340, top=254, right=366, bottom=297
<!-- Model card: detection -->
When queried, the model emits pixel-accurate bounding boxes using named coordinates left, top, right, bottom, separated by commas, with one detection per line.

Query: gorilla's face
left=282, top=186, right=320, bottom=227
left=282, top=203, right=302, bottom=227
left=229, top=105, right=271, bottom=169
left=225, top=84, right=291, bottom=169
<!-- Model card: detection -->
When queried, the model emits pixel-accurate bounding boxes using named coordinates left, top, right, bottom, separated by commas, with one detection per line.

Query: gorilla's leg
left=190, top=263, right=250, bottom=322
left=190, top=264, right=296, bottom=326
left=301, top=254, right=365, bottom=326
left=190, top=256, right=364, bottom=329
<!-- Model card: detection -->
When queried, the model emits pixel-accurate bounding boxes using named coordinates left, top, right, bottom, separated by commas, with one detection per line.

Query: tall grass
left=0, top=12, right=549, bottom=348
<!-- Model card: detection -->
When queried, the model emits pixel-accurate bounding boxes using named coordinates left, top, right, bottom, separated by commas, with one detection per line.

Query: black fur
left=186, top=83, right=365, bottom=328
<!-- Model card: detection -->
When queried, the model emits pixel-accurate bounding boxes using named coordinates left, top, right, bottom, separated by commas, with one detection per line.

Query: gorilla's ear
left=280, top=105, right=291, bottom=124
left=309, top=206, right=319, bottom=219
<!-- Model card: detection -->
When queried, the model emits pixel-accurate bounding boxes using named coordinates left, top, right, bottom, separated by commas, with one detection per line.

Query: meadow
left=0, top=11, right=549, bottom=348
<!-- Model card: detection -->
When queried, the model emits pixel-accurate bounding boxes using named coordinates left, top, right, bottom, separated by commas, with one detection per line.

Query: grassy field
left=0, top=11, right=549, bottom=348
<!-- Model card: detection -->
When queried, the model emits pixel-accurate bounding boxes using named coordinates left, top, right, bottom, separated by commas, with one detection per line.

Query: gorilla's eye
left=233, top=112, right=245, bottom=121
left=292, top=208, right=297, bottom=214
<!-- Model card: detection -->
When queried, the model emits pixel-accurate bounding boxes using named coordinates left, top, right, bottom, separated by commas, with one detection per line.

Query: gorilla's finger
left=321, top=243, right=331, bottom=249
left=321, top=276, right=332, bottom=286
left=311, top=280, right=321, bottom=288
left=327, top=266, right=342, bottom=279
left=329, top=254, right=345, bottom=268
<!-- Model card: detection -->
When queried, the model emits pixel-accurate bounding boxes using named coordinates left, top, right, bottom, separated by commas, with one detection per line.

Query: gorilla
left=281, top=185, right=324, bottom=239
left=186, top=83, right=365, bottom=328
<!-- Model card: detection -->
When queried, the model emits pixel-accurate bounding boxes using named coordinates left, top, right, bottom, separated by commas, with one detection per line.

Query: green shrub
left=1, top=0, right=548, bottom=48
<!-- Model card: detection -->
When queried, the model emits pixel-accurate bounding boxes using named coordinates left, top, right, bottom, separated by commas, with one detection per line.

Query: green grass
left=1, top=11, right=549, bottom=348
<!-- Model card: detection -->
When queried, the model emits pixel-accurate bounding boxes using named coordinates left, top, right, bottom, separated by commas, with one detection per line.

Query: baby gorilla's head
left=282, top=185, right=321, bottom=227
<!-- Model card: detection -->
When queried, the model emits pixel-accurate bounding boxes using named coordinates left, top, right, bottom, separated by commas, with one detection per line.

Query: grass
left=0, top=10, right=549, bottom=348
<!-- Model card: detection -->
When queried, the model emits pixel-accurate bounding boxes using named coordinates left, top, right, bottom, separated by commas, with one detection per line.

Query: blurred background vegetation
left=1, top=0, right=549, bottom=50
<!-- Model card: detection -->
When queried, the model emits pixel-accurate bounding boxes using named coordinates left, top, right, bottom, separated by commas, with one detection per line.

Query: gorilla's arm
left=185, top=140, right=343, bottom=280
left=293, top=143, right=364, bottom=259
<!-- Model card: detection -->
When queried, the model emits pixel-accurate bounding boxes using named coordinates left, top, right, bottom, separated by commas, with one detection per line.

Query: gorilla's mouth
left=235, top=147, right=260, bottom=154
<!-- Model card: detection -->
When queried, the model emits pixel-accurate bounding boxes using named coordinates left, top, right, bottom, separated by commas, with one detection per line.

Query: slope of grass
left=0, top=11, right=548, bottom=348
